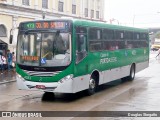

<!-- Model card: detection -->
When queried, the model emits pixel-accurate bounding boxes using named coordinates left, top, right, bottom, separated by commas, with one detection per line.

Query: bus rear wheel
left=121, top=65, right=135, bottom=82
left=126, top=65, right=135, bottom=81
left=86, top=75, right=97, bottom=95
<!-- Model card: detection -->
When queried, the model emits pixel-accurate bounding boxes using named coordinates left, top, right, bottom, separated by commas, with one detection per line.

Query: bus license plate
left=36, top=85, right=46, bottom=89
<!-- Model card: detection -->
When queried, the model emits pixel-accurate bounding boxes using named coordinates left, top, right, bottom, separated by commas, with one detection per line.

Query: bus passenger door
left=74, top=33, right=89, bottom=91
left=75, top=34, right=88, bottom=73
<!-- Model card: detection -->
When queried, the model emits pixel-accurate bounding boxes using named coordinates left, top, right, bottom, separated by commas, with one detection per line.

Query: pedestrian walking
left=155, top=49, right=160, bottom=59
left=7, top=50, right=12, bottom=70
left=0, top=52, right=4, bottom=74
left=12, top=52, right=16, bottom=68
left=2, top=55, right=6, bottom=69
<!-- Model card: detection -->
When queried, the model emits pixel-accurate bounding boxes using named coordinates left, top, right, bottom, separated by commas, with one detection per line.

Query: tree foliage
left=155, top=32, right=160, bottom=39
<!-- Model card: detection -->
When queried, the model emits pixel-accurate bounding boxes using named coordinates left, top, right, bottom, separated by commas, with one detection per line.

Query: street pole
left=110, top=18, right=119, bottom=25
left=42, top=12, right=46, bottom=19
left=133, top=14, right=135, bottom=27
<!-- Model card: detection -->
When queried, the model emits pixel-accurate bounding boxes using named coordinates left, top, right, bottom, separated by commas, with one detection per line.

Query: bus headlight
left=16, top=73, right=23, bottom=80
left=59, top=74, right=73, bottom=83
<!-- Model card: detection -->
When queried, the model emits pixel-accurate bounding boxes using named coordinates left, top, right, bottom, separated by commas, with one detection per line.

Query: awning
left=0, top=38, right=8, bottom=45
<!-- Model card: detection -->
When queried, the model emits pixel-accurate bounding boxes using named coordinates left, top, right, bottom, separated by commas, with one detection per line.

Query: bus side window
left=76, top=34, right=87, bottom=63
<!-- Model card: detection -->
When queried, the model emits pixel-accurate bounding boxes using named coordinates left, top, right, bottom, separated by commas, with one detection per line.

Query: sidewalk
left=0, top=69, right=16, bottom=84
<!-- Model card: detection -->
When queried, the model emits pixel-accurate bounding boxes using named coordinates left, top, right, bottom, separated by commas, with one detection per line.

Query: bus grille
left=23, top=70, right=61, bottom=77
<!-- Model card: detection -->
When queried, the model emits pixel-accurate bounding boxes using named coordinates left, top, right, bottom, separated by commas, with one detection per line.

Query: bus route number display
left=24, top=21, right=67, bottom=30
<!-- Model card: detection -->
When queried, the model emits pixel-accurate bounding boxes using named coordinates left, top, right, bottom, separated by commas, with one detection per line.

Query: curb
left=0, top=80, right=16, bottom=85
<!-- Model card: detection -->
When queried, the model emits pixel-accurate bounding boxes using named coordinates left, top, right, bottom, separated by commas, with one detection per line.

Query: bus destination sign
left=22, top=21, right=68, bottom=30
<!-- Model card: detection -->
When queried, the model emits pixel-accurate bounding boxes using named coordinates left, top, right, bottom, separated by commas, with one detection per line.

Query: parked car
left=151, top=47, right=159, bottom=51
left=151, top=44, right=160, bottom=51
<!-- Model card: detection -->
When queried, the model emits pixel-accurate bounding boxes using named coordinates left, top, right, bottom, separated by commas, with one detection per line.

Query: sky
left=104, top=0, right=160, bottom=28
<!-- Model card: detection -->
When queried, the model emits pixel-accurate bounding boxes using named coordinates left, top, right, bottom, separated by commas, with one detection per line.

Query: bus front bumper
left=16, top=74, right=74, bottom=93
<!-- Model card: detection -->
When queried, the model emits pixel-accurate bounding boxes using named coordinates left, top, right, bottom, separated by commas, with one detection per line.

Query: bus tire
left=42, top=92, right=55, bottom=101
left=127, top=65, right=135, bottom=81
left=121, top=77, right=127, bottom=83
left=86, top=75, right=97, bottom=96
left=121, top=64, right=135, bottom=82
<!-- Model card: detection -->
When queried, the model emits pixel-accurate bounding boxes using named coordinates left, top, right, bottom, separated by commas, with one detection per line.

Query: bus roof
left=71, top=19, right=148, bottom=32
left=20, top=18, right=148, bottom=33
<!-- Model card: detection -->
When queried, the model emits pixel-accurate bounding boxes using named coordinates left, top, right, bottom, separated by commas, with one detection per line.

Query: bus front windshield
left=17, top=31, right=71, bottom=67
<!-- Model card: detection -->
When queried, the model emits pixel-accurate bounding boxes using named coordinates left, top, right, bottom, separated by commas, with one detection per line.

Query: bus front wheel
left=86, top=75, right=97, bottom=95
left=42, top=92, right=55, bottom=101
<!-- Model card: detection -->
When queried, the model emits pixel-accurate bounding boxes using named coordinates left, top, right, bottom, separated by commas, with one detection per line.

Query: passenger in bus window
left=126, top=43, right=133, bottom=49
left=109, top=46, right=115, bottom=50
left=115, top=42, right=119, bottom=50
left=115, top=45, right=119, bottom=50
left=53, top=32, right=66, bottom=54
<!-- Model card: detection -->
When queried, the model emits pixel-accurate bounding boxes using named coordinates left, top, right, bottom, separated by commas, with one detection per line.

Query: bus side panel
left=72, top=75, right=90, bottom=93
left=101, top=65, right=130, bottom=84
left=136, top=61, right=149, bottom=73
left=100, top=60, right=148, bottom=85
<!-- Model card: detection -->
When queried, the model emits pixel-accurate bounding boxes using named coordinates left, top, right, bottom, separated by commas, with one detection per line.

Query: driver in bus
left=53, top=31, right=66, bottom=54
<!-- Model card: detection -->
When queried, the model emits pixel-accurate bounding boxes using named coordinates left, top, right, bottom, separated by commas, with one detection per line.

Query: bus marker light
left=36, top=85, right=46, bottom=89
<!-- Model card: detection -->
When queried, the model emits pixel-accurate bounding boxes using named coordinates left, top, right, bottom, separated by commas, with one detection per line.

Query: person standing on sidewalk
left=7, top=50, right=12, bottom=71
left=156, top=49, right=160, bottom=59
left=12, top=52, right=16, bottom=68
left=0, top=52, right=4, bottom=74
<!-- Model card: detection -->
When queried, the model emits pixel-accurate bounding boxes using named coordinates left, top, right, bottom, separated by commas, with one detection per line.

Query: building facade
left=0, top=0, right=105, bottom=53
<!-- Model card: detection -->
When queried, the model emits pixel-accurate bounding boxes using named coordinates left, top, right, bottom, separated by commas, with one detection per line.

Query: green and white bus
left=14, top=19, right=149, bottom=95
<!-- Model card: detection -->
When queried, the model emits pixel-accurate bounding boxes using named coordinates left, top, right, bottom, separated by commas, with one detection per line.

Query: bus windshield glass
left=17, top=31, right=71, bottom=67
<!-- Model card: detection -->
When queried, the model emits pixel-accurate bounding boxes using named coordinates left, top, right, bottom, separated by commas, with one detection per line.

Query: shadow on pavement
left=41, top=79, right=123, bottom=102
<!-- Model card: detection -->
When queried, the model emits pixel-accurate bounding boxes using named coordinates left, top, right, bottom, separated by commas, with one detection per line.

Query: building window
left=22, top=0, right=29, bottom=6
left=42, top=0, right=48, bottom=9
left=91, top=10, right=94, bottom=18
left=72, top=5, right=76, bottom=14
left=58, top=1, right=64, bottom=12
left=85, top=8, right=88, bottom=17
left=96, top=11, right=99, bottom=19
left=0, top=25, right=7, bottom=37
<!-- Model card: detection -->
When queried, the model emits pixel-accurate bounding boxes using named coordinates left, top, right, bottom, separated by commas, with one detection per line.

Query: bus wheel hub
left=89, top=79, right=96, bottom=89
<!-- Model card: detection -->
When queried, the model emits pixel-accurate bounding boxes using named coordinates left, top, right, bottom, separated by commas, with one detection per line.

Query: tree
left=155, top=32, right=160, bottom=39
